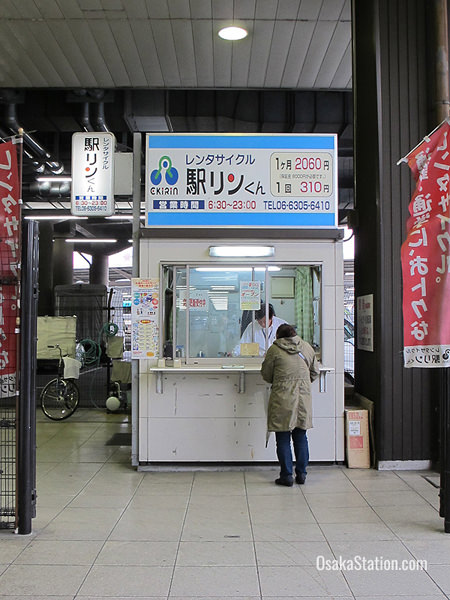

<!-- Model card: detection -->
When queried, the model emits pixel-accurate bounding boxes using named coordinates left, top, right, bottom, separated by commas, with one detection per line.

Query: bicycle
left=40, top=345, right=80, bottom=420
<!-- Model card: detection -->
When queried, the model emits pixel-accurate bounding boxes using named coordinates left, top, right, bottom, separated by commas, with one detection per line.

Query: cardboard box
left=345, top=408, right=370, bottom=468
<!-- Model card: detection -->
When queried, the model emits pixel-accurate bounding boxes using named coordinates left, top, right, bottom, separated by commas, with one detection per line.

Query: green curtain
left=294, top=266, right=314, bottom=343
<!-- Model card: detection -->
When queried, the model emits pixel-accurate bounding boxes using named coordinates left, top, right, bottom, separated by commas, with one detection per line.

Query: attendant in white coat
left=235, top=303, right=287, bottom=356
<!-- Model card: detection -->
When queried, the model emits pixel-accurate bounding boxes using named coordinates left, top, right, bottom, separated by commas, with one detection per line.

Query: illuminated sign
left=71, top=132, right=115, bottom=216
left=145, top=133, right=338, bottom=228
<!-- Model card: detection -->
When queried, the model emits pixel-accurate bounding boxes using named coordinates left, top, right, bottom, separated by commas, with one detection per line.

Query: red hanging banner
left=401, top=120, right=450, bottom=367
left=0, top=140, right=20, bottom=393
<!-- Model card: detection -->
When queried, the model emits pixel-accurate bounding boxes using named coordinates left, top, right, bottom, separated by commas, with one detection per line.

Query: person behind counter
left=235, top=303, right=287, bottom=356
left=261, top=323, right=320, bottom=487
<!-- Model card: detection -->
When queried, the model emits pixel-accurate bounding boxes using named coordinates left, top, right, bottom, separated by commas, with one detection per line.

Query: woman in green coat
left=261, top=324, right=320, bottom=486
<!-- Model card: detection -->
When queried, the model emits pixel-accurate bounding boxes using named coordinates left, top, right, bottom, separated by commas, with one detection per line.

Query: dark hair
left=276, top=324, right=297, bottom=339
left=255, top=303, right=274, bottom=321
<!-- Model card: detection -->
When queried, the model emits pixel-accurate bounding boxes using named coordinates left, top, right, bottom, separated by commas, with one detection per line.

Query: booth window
left=161, top=264, right=321, bottom=360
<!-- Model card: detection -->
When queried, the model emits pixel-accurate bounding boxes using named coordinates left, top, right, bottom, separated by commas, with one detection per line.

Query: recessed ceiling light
left=218, top=26, right=248, bottom=40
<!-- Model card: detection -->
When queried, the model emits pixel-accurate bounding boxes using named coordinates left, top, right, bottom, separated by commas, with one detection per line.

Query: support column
left=53, top=239, right=73, bottom=287
left=352, top=0, right=436, bottom=463
left=89, top=253, right=109, bottom=286
left=37, top=222, right=54, bottom=315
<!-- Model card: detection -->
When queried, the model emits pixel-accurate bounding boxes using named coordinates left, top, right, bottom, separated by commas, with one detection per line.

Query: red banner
left=401, top=120, right=450, bottom=367
left=0, top=140, right=20, bottom=393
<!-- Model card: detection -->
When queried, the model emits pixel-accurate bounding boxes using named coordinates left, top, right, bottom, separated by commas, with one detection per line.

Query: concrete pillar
left=37, top=222, right=54, bottom=315
left=89, top=252, right=109, bottom=286
left=53, top=239, right=73, bottom=287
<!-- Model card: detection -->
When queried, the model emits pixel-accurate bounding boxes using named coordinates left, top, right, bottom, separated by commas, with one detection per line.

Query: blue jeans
left=275, top=428, right=309, bottom=480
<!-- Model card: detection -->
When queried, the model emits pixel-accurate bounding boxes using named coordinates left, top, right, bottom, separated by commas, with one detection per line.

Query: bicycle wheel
left=40, top=378, right=80, bottom=420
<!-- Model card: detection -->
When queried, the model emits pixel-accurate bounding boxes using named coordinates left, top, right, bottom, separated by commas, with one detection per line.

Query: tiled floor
left=1, top=409, right=450, bottom=599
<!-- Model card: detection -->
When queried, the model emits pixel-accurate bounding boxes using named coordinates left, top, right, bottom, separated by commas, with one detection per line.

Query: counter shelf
left=149, top=365, right=334, bottom=394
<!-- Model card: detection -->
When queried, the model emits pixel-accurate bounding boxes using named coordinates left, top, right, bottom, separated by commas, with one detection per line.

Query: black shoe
left=275, top=477, right=293, bottom=487
left=295, top=474, right=306, bottom=484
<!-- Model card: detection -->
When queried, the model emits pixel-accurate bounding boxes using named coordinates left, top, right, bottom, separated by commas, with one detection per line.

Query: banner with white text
left=401, top=120, right=450, bottom=367
left=0, top=140, right=20, bottom=392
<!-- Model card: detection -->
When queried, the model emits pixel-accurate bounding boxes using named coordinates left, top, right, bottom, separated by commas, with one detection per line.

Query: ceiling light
left=218, top=26, right=248, bottom=40
left=65, top=238, right=118, bottom=243
left=209, top=246, right=274, bottom=258
left=36, top=176, right=72, bottom=182
left=24, top=215, right=88, bottom=221
left=106, top=215, right=145, bottom=220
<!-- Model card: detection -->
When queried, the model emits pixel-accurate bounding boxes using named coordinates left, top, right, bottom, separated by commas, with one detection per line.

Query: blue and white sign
left=71, top=132, right=115, bottom=216
left=145, top=133, right=338, bottom=228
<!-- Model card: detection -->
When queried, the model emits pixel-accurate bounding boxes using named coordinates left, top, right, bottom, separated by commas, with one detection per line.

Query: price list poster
left=131, top=278, right=159, bottom=359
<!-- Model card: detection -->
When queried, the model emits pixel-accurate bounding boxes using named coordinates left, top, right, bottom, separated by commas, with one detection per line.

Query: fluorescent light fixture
left=65, top=238, right=117, bottom=243
left=218, top=26, right=248, bottom=40
left=25, top=215, right=88, bottom=221
left=209, top=246, right=274, bottom=257
left=36, top=176, right=72, bottom=182
left=106, top=215, right=145, bottom=220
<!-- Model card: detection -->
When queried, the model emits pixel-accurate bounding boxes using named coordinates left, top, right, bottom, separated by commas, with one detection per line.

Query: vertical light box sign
left=71, top=132, right=115, bottom=216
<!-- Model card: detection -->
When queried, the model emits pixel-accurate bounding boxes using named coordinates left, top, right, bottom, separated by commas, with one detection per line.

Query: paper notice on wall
left=131, top=278, right=159, bottom=358
left=240, top=281, right=261, bottom=310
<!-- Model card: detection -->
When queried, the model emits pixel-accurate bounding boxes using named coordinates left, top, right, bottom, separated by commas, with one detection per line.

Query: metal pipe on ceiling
left=80, top=102, right=94, bottom=131
left=4, top=104, right=64, bottom=175
left=95, top=102, right=109, bottom=132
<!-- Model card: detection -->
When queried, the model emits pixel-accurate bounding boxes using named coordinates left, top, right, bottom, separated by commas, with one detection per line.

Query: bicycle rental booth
left=135, top=133, right=345, bottom=466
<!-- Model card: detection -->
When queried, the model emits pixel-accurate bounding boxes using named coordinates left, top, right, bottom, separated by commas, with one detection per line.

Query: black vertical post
left=17, top=220, right=38, bottom=534
left=444, top=370, right=450, bottom=532
left=440, top=371, right=446, bottom=518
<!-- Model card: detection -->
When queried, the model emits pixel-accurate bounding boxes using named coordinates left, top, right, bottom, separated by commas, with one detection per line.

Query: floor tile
left=14, top=540, right=103, bottom=565
left=255, top=540, right=334, bottom=566
left=310, top=505, right=382, bottom=524
left=389, top=521, right=448, bottom=540
left=258, top=565, right=351, bottom=596
left=36, top=507, right=123, bottom=541
left=303, top=490, right=368, bottom=508
left=252, top=521, right=326, bottom=542
left=320, top=521, right=397, bottom=541
left=95, top=541, right=178, bottom=566
left=373, top=504, right=440, bottom=523
left=343, top=564, right=442, bottom=596
left=170, top=566, right=260, bottom=596
left=354, top=596, right=447, bottom=600
left=426, top=565, right=450, bottom=593
left=360, top=489, right=434, bottom=506
left=0, top=564, right=90, bottom=596
left=0, top=536, right=32, bottom=563
left=110, top=507, right=185, bottom=541
left=404, top=538, right=450, bottom=564
left=176, top=540, right=256, bottom=566
left=78, top=565, right=172, bottom=597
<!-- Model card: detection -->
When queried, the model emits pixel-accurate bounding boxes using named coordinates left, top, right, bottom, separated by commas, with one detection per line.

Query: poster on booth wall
left=131, top=278, right=159, bottom=359
left=240, top=281, right=261, bottom=310
left=145, top=133, right=338, bottom=229
left=177, top=289, right=209, bottom=311
left=400, top=119, right=450, bottom=368
left=0, top=140, right=20, bottom=396
left=356, top=294, right=373, bottom=351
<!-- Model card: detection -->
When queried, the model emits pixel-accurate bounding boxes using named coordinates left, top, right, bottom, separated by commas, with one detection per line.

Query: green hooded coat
left=261, top=335, right=320, bottom=432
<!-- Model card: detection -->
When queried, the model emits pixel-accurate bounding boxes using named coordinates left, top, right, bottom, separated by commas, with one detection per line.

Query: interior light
left=25, top=215, right=88, bottom=221
left=218, top=26, right=248, bottom=40
left=209, top=246, right=274, bottom=258
left=36, top=176, right=72, bottom=182
left=65, top=238, right=118, bottom=243
left=106, top=215, right=145, bottom=220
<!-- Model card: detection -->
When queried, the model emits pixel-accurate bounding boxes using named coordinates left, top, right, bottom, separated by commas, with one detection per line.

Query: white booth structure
left=135, top=133, right=345, bottom=466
